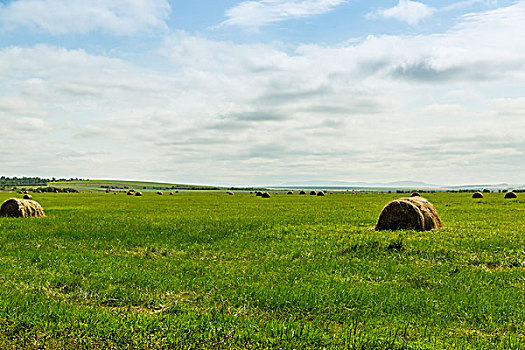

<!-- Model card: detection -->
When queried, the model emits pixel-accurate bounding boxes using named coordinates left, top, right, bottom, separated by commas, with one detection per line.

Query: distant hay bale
left=287, top=191, right=294, bottom=195
left=255, top=192, right=263, bottom=197
left=261, top=192, right=271, bottom=198
left=411, top=192, right=420, bottom=197
left=157, top=191, right=163, bottom=195
left=375, top=197, right=442, bottom=231
left=23, top=194, right=32, bottom=200
left=310, top=191, right=317, bottom=196
left=127, top=191, right=134, bottom=196
left=317, top=191, right=325, bottom=196
left=135, top=192, right=143, bottom=197
left=169, top=192, right=174, bottom=195
left=504, top=191, right=518, bottom=199
left=227, top=191, right=234, bottom=195
left=0, top=198, right=45, bottom=218
left=299, top=190, right=306, bottom=195
left=472, top=192, right=484, bottom=199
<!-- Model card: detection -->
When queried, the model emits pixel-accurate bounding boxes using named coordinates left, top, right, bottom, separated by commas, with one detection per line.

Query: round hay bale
left=23, top=194, right=32, bottom=200
left=504, top=191, right=517, bottom=199
left=375, top=197, right=442, bottom=231
left=309, top=191, right=317, bottom=196
left=299, top=190, right=307, bottom=195
left=255, top=192, right=263, bottom=197
left=0, top=198, right=45, bottom=218
left=472, top=192, right=484, bottom=199
left=127, top=191, right=134, bottom=196
left=227, top=191, right=234, bottom=195
left=157, top=191, right=163, bottom=195
left=317, top=191, right=325, bottom=196
left=169, top=192, right=174, bottom=195
left=135, top=192, right=143, bottom=197
left=287, top=191, right=294, bottom=195
left=261, top=192, right=271, bottom=198
left=411, top=192, right=420, bottom=197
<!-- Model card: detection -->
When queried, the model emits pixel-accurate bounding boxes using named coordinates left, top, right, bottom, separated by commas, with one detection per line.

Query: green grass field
left=0, top=192, right=524, bottom=349
left=49, top=180, right=227, bottom=192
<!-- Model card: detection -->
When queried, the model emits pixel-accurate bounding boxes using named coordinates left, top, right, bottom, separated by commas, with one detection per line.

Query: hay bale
left=227, top=191, right=234, bottom=195
left=309, top=191, right=317, bottom=196
left=472, top=192, right=484, bottom=199
left=157, top=191, right=163, bottom=195
left=0, top=198, right=45, bottom=218
left=261, top=192, right=271, bottom=198
left=255, top=192, right=263, bottom=197
left=127, top=191, right=134, bottom=196
left=317, top=191, right=325, bottom=196
left=23, top=194, right=32, bottom=200
left=375, top=197, right=442, bottom=231
left=504, top=191, right=518, bottom=199
left=411, top=192, right=420, bottom=197
left=169, top=192, right=174, bottom=195
left=135, top=192, right=143, bottom=197
left=299, top=190, right=307, bottom=195
left=287, top=191, right=294, bottom=195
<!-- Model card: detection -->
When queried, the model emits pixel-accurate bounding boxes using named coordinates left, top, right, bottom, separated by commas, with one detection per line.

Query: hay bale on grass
left=299, top=190, right=306, bottom=195
left=411, top=192, right=420, bottom=197
left=472, top=192, right=484, bottom=199
left=255, top=192, right=263, bottom=197
left=375, top=197, right=442, bottom=231
left=261, top=192, right=271, bottom=198
left=127, top=191, right=134, bottom=196
left=287, top=191, right=294, bottom=195
left=227, top=191, right=234, bottom=195
left=135, top=192, right=143, bottom=197
left=309, top=191, right=317, bottom=196
left=317, top=191, right=325, bottom=196
left=157, top=191, right=163, bottom=195
left=504, top=191, right=517, bottom=199
left=169, top=192, right=174, bottom=195
left=0, top=198, right=45, bottom=218
left=23, top=194, right=32, bottom=200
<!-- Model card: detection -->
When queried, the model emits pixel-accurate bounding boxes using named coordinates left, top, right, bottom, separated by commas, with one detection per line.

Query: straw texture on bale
left=23, top=194, right=32, bottom=200
left=375, top=197, right=442, bottom=231
left=310, top=191, right=317, bottom=195
left=411, top=192, right=420, bottom=197
left=504, top=191, right=518, bottom=199
left=135, top=192, right=143, bottom=197
left=317, top=191, right=325, bottom=196
left=299, top=190, right=306, bottom=195
left=0, top=198, right=45, bottom=218
left=472, top=192, right=484, bottom=199
left=261, top=192, right=271, bottom=198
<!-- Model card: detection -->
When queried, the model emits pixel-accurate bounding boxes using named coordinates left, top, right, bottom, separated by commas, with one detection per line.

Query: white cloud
left=1, top=3, right=525, bottom=184
left=367, top=0, right=436, bottom=25
left=223, top=0, right=346, bottom=28
left=0, top=0, right=170, bottom=35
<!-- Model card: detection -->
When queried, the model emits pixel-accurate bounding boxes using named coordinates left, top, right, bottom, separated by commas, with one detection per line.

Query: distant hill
left=279, top=180, right=440, bottom=188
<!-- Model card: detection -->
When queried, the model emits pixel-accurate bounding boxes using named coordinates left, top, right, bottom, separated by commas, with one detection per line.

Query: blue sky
left=0, top=0, right=524, bottom=186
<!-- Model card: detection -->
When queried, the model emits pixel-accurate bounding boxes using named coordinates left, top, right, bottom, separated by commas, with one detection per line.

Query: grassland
left=49, top=180, right=226, bottom=192
left=0, top=191, right=524, bottom=349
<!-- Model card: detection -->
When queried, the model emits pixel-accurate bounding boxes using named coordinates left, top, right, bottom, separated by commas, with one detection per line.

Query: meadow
left=0, top=191, right=523, bottom=349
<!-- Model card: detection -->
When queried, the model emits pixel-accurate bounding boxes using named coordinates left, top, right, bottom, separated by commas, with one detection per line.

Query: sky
left=0, top=0, right=524, bottom=186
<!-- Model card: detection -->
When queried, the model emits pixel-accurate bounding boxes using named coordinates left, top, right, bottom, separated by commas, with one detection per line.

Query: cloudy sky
left=1, top=0, right=524, bottom=186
